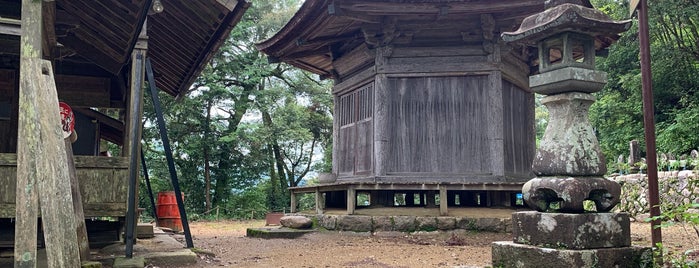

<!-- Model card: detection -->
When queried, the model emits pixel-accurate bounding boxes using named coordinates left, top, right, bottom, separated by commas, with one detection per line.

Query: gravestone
left=493, top=1, right=652, bottom=267
left=629, top=140, right=641, bottom=172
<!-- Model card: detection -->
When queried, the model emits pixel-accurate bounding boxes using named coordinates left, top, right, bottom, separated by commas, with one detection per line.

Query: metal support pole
left=141, top=149, right=158, bottom=223
left=638, top=0, right=662, bottom=254
left=145, top=58, right=194, bottom=248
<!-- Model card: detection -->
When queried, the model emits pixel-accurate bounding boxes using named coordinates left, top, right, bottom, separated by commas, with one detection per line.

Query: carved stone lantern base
left=522, top=177, right=621, bottom=213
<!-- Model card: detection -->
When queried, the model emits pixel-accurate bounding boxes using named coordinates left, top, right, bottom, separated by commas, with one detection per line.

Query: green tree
left=140, top=0, right=333, bottom=217
left=589, top=0, right=699, bottom=172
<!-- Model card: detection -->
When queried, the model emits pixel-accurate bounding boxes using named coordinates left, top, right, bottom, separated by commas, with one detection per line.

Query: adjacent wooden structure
left=1, top=0, right=249, bottom=247
left=258, top=0, right=564, bottom=214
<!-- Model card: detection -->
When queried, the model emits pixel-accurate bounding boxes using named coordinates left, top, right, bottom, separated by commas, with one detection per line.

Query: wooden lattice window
left=339, top=83, right=374, bottom=127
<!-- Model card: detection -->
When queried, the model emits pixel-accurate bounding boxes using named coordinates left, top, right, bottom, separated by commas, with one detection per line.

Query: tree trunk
left=203, top=102, right=212, bottom=212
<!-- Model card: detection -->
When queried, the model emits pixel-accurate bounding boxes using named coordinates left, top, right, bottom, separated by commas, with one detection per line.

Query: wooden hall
left=256, top=0, right=568, bottom=215
left=0, top=0, right=249, bottom=248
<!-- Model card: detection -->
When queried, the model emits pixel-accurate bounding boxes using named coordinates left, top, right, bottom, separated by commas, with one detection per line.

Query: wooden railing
left=0, top=153, right=129, bottom=218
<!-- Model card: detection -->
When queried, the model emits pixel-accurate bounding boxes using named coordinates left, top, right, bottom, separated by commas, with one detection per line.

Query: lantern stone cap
left=502, top=3, right=631, bottom=45
left=529, top=66, right=607, bottom=95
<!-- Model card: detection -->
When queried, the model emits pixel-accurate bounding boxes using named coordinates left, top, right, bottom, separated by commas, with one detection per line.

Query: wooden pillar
left=405, top=192, right=415, bottom=206
left=447, top=191, right=458, bottom=206
left=369, top=191, right=380, bottom=206
left=315, top=189, right=323, bottom=214
left=374, top=46, right=392, bottom=177
left=290, top=192, right=297, bottom=213
left=347, top=186, right=356, bottom=215
left=16, top=0, right=80, bottom=267
left=124, top=22, right=148, bottom=257
left=487, top=43, right=505, bottom=177
left=419, top=192, right=425, bottom=206
left=486, top=191, right=496, bottom=207
left=426, top=191, right=436, bottom=208
left=439, top=185, right=448, bottom=216
left=331, top=95, right=339, bottom=175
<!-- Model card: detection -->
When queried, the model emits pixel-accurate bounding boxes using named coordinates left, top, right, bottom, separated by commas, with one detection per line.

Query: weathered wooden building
left=258, top=0, right=606, bottom=215
left=0, top=0, right=249, bottom=245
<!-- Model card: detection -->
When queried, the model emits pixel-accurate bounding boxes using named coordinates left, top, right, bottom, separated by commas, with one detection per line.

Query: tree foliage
left=139, top=0, right=333, bottom=218
left=589, top=0, right=699, bottom=172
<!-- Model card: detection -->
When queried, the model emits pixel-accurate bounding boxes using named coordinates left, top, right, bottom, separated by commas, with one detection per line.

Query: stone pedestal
left=492, top=212, right=652, bottom=268
left=512, top=211, right=630, bottom=249
left=492, top=242, right=652, bottom=268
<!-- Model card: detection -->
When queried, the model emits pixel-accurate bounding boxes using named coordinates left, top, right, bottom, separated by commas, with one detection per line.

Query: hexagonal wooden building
left=258, top=0, right=566, bottom=215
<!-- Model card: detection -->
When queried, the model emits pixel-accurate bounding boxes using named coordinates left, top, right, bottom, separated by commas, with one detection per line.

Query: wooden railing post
left=16, top=0, right=80, bottom=267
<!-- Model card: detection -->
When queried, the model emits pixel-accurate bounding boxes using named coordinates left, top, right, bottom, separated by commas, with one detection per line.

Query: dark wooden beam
left=55, top=75, right=111, bottom=108
left=42, top=1, right=57, bottom=59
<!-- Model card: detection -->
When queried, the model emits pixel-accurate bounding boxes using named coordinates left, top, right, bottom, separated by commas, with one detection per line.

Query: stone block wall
left=612, top=170, right=699, bottom=218
left=296, top=214, right=512, bottom=233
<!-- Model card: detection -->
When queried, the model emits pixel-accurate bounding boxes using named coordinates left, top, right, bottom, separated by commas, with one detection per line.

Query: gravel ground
left=163, top=218, right=698, bottom=268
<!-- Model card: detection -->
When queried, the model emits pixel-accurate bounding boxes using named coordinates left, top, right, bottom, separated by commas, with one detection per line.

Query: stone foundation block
left=336, top=215, right=372, bottom=232
left=512, top=211, right=630, bottom=249
left=492, top=241, right=652, bottom=268
left=373, top=216, right=394, bottom=231
left=392, top=216, right=416, bottom=232
left=318, top=215, right=337, bottom=230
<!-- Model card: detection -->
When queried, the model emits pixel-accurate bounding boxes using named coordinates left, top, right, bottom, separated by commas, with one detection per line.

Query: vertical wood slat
left=0, top=70, right=18, bottom=153
left=66, top=139, right=91, bottom=262
left=337, top=82, right=375, bottom=176
left=385, top=76, right=490, bottom=174
left=501, top=80, right=535, bottom=177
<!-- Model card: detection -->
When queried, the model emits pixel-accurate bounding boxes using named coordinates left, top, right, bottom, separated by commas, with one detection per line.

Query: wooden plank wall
left=0, top=69, right=18, bottom=153
left=385, top=76, right=490, bottom=175
left=337, top=83, right=374, bottom=177
left=502, top=80, right=535, bottom=179
left=0, top=154, right=129, bottom=217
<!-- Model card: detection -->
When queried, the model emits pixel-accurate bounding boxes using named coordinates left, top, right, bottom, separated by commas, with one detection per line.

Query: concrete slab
left=113, top=257, right=144, bottom=268
left=97, top=228, right=196, bottom=267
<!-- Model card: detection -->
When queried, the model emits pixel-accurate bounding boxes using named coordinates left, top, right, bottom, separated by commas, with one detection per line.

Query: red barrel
left=156, top=191, right=184, bottom=231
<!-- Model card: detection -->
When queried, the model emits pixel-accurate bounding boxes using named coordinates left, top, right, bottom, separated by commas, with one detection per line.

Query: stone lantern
left=492, top=1, right=653, bottom=267
left=502, top=0, right=631, bottom=213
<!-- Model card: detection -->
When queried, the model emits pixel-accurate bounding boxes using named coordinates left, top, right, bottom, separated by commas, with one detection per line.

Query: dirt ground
left=163, top=217, right=699, bottom=268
